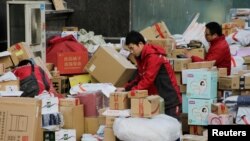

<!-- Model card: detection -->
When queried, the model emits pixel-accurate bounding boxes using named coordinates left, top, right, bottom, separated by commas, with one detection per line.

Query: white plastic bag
left=113, top=114, right=181, bottom=141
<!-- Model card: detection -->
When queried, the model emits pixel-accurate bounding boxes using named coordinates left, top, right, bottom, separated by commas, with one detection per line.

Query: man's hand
left=115, top=87, right=125, bottom=92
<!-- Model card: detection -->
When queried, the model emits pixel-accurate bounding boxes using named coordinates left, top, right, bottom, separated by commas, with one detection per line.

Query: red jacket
left=125, top=44, right=181, bottom=108
left=191, top=36, right=231, bottom=75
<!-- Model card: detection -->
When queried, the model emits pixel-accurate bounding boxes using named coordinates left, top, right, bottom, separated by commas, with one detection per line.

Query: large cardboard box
left=131, top=95, right=160, bottom=118
left=59, top=105, right=84, bottom=141
left=57, top=52, right=88, bottom=75
left=0, top=97, right=42, bottom=141
left=85, top=47, right=136, bottom=87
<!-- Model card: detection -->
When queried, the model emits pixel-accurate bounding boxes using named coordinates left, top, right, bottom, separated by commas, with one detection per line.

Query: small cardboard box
left=104, top=127, right=116, bottom=141
left=218, top=76, right=239, bottom=90
left=0, top=80, right=19, bottom=91
left=189, top=125, right=205, bottom=135
left=57, top=52, right=88, bottom=74
left=211, top=103, right=228, bottom=115
left=0, top=97, right=42, bottom=141
left=128, top=90, right=148, bottom=98
left=243, top=56, right=250, bottom=64
left=52, top=76, right=70, bottom=94
left=173, top=58, right=191, bottom=72
left=131, top=95, right=160, bottom=118
left=109, top=92, right=129, bottom=110
left=59, top=105, right=84, bottom=141
left=0, top=63, right=4, bottom=75
left=59, top=98, right=80, bottom=107
left=105, top=116, right=116, bottom=128
left=84, top=117, right=100, bottom=134
left=85, top=47, right=136, bottom=87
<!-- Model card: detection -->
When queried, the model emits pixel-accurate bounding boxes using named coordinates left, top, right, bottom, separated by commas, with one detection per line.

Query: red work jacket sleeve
left=131, top=54, right=163, bottom=90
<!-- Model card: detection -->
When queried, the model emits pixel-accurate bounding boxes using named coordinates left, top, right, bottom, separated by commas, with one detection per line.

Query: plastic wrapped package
left=113, top=114, right=181, bottom=141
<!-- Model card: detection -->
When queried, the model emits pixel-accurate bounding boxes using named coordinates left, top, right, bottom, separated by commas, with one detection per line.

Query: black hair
left=205, top=22, right=222, bottom=36
left=125, top=30, right=146, bottom=45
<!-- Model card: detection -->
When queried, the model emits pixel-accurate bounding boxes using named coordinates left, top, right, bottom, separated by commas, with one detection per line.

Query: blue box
left=182, top=93, right=188, bottom=113
left=187, top=70, right=217, bottom=99
left=188, top=98, right=217, bottom=125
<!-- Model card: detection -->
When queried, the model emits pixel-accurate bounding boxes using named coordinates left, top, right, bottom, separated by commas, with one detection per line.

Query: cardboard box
left=211, top=103, right=228, bottom=115
left=85, top=47, right=136, bottom=87
left=59, top=98, right=80, bottom=107
left=140, top=21, right=171, bottom=39
left=109, top=92, right=129, bottom=110
left=179, top=84, right=187, bottom=93
left=131, top=95, right=160, bottom=118
left=0, top=53, right=15, bottom=69
left=147, top=38, right=176, bottom=56
left=59, top=105, right=84, bottom=141
left=187, top=61, right=215, bottom=69
left=218, top=68, right=227, bottom=77
left=0, top=97, right=42, bottom=141
left=0, top=64, right=4, bottom=75
left=104, top=127, right=116, bottom=141
left=175, top=72, right=182, bottom=85
left=243, top=56, right=250, bottom=64
left=105, top=116, right=116, bottom=128
left=189, top=125, right=205, bottom=135
left=8, top=42, right=34, bottom=66
left=128, top=90, right=148, bottom=98
left=219, top=76, right=239, bottom=90
left=173, top=58, right=191, bottom=72
left=84, top=117, right=100, bottom=134
left=52, top=76, right=70, bottom=94
left=57, top=52, right=88, bottom=75
left=0, top=80, right=19, bottom=91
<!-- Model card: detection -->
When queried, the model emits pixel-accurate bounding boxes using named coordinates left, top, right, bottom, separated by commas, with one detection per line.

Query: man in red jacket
left=185, top=22, right=231, bottom=75
left=120, top=31, right=182, bottom=119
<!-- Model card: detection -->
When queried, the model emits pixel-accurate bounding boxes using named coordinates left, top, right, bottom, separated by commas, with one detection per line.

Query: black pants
left=165, top=105, right=182, bottom=121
